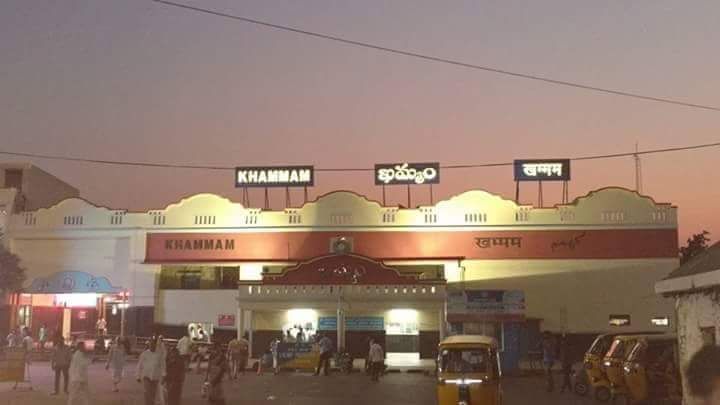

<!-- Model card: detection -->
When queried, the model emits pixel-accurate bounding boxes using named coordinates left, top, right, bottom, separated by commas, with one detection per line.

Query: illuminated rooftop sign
left=235, top=166, right=314, bottom=188
left=513, top=159, right=571, bottom=181
left=375, top=162, right=440, bottom=185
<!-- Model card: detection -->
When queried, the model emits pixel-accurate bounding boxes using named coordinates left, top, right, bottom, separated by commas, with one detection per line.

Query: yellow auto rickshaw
left=584, top=334, right=615, bottom=402
left=437, top=335, right=502, bottom=405
left=603, top=335, right=658, bottom=401
left=623, top=335, right=681, bottom=405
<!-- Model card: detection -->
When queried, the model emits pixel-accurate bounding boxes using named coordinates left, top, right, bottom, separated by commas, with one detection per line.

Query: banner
left=318, top=316, right=384, bottom=331
left=447, top=290, right=525, bottom=322
left=276, top=342, right=320, bottom=370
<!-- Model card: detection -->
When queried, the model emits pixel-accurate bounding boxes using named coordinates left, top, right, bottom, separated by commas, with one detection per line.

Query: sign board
left=0, top=348, right=26, bottom=382
left=27, top=271, right=121, bottom=294
left=447, top=290, right=525, bottom=322
left=235, top=166, right=314, bottom=188
left=375, top=162, right=440, bottom=185
left=218, top=314, right=235, bottom=327
left=318, top=316, right=385, bottom=331
left=513, top=159, right=570, bottom=181
left=276, top=342, right=320, bottom=370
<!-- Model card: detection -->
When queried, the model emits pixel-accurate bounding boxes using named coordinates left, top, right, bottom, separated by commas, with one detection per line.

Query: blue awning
left=26, top=271, right=122, bottom=294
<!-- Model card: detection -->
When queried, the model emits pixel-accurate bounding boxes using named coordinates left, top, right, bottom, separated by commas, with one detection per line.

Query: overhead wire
left=0, top=141, right=718, bottom=172
left=150, top=0, right=720, bottom=113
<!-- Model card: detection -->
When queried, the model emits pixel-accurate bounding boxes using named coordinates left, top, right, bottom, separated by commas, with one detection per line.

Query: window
left=702, top=327, right=716, bottom=346
left=440, top=348, right=491, bottom=373
left=180, top=272, right=202, bottom=289
left=4, top=169, right=22, bottom=190
left=609, top=314, right=631, bottom=327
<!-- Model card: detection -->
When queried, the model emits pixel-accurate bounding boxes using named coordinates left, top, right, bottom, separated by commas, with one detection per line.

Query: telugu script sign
left=235, top=166, right=314, bottom=188
left=375, top=162, right=440, bottom=185
left=513, top=159, right=570, bottom=181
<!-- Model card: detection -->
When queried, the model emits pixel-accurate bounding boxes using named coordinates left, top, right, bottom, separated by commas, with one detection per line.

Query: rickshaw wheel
left=574, top=382, right=589, bottom=396
left=594, top=387, right=612, bottom=402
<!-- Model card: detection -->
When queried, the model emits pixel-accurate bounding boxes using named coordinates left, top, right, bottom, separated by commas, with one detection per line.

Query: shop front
left=21, top=271, right=126, bottom=341
left=236, top=253, right=447, bottom=365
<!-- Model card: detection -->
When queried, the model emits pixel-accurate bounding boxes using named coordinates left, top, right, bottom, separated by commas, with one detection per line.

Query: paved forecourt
left=0, top=361, right=596, bottom=405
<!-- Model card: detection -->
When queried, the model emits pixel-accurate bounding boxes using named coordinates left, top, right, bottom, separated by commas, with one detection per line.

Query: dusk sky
left=2, top=0, right=719, bottom=241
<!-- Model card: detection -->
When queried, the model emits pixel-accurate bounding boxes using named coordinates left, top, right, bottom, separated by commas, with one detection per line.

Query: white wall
left=676, top=293, right=720, bottom=405
left=460, top=258, right=677, bottom=333
left=157, top=290, right=237, bottom=329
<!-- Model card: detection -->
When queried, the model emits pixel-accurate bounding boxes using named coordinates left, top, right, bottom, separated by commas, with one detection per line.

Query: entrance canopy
left=238, top=254, right=446, bottom=310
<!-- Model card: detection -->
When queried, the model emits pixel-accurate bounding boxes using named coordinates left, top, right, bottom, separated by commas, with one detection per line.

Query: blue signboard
left=318, top=317, right=384, bottom=331
left=27, top=271, right=121, bottom=294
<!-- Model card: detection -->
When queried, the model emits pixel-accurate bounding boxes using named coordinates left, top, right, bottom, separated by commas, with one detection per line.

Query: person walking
left=67, top=341, right=91, bottom=405
left=106, top=337, right=129, bottom=392
left=206, top=343, right=228, bottom=404
left=270, top=338, right=280, bottom=375
left=238, top=333, right=249, bottom=376
left=541, top=331, right=557, bottom=393
left=136, top=338, right=166, bottom=405
left=50, top=337, right=72, bottom=395
left=39, top=324, right=48, bottom=350
left=368, top=339, right=385, bottom=382
left=177, top=333, right=192, bottom=371
left=6, top=327, right=19, bottom=347
left=559, top=336, right=573, bottom=393
left=165, top=347, right=186, bottom=405
left=314, top=333, right=333, bottom=376
left=226, top=337, right=241, bottom=379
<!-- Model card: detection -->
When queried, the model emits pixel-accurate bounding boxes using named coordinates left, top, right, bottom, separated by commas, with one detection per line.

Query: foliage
left=0, top=239, right=25, bottom=293
left=679, top=230, right=711, bottom=265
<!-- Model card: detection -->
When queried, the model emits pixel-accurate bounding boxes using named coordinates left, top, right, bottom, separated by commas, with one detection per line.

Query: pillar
left=247, top=310, right=254, bottom=359
left=236, top=307, right=244, bottom=340
left=438, top=308, right=446, bottom=341
left=337, top=306, right=345, bottom=350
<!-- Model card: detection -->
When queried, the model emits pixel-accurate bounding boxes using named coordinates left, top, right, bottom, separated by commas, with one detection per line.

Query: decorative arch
left=262, top=254, right=435, bottom=285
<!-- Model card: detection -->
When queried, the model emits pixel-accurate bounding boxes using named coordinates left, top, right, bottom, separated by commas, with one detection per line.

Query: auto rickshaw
left=583, top=334, right=615, bottom=402
left=603, top=335, right=658, bottom=402
left=622, top=335, right=682, bottom=405
left=583, top=333, right=657, bottom=401
left=436, top=335, right=502, bottom=405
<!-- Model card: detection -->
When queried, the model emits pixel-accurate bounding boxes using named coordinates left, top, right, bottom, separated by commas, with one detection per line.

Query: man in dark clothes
left=165, top=347, right=186, bottom=405
left=50, top=337, right=72, bottom=395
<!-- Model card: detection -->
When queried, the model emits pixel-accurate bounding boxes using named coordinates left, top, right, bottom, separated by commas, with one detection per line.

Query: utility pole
left=634, top=142, right=643, bottom=193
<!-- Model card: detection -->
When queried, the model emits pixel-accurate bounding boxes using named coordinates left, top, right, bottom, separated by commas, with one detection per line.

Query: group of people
left=5, top=326, right=36, bottom=351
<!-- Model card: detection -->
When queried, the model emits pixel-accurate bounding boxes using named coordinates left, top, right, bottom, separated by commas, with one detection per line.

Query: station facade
left=2, top=185, right=679, bottom=369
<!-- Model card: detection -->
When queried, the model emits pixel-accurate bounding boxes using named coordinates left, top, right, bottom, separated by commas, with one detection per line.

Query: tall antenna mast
left=634, top=142, right=643, bottom=193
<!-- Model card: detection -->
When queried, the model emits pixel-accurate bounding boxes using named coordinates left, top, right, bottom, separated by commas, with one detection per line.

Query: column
left=438, top=308, right=446, bottom=341
left=337, top=306, right=345, bottom=350
left=236, top=307, right=244, bottom=340
left=247, top=310, right=254, bottom=359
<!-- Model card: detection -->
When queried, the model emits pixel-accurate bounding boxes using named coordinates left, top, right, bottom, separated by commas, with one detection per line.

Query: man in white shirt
left=368, top=339, right=385, bottom=382
left=136, top=338, right=166, bottom=405
left=68, top=341, right=91, bottom=405
left=177, top=334, right=192, bottom=371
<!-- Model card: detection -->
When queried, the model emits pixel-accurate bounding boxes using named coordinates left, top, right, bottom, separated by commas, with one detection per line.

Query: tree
left=0, top=241, right=25, bottom=294
left=679, top=230, right=711, bottom=265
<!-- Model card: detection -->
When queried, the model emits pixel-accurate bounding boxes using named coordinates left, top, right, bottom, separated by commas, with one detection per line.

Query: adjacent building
left=655, top=242, right=720, bottom=403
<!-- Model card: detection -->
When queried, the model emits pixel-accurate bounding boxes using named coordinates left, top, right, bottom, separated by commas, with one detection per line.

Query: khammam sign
left=235, top=166, right=314, bottom=188
left=145, top=229, right=677, bottom=263
left=513, top=159, right=571, bottom=181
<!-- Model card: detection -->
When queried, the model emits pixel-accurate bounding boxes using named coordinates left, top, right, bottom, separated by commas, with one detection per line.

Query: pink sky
left=1, top=0, right=719, bottom=243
